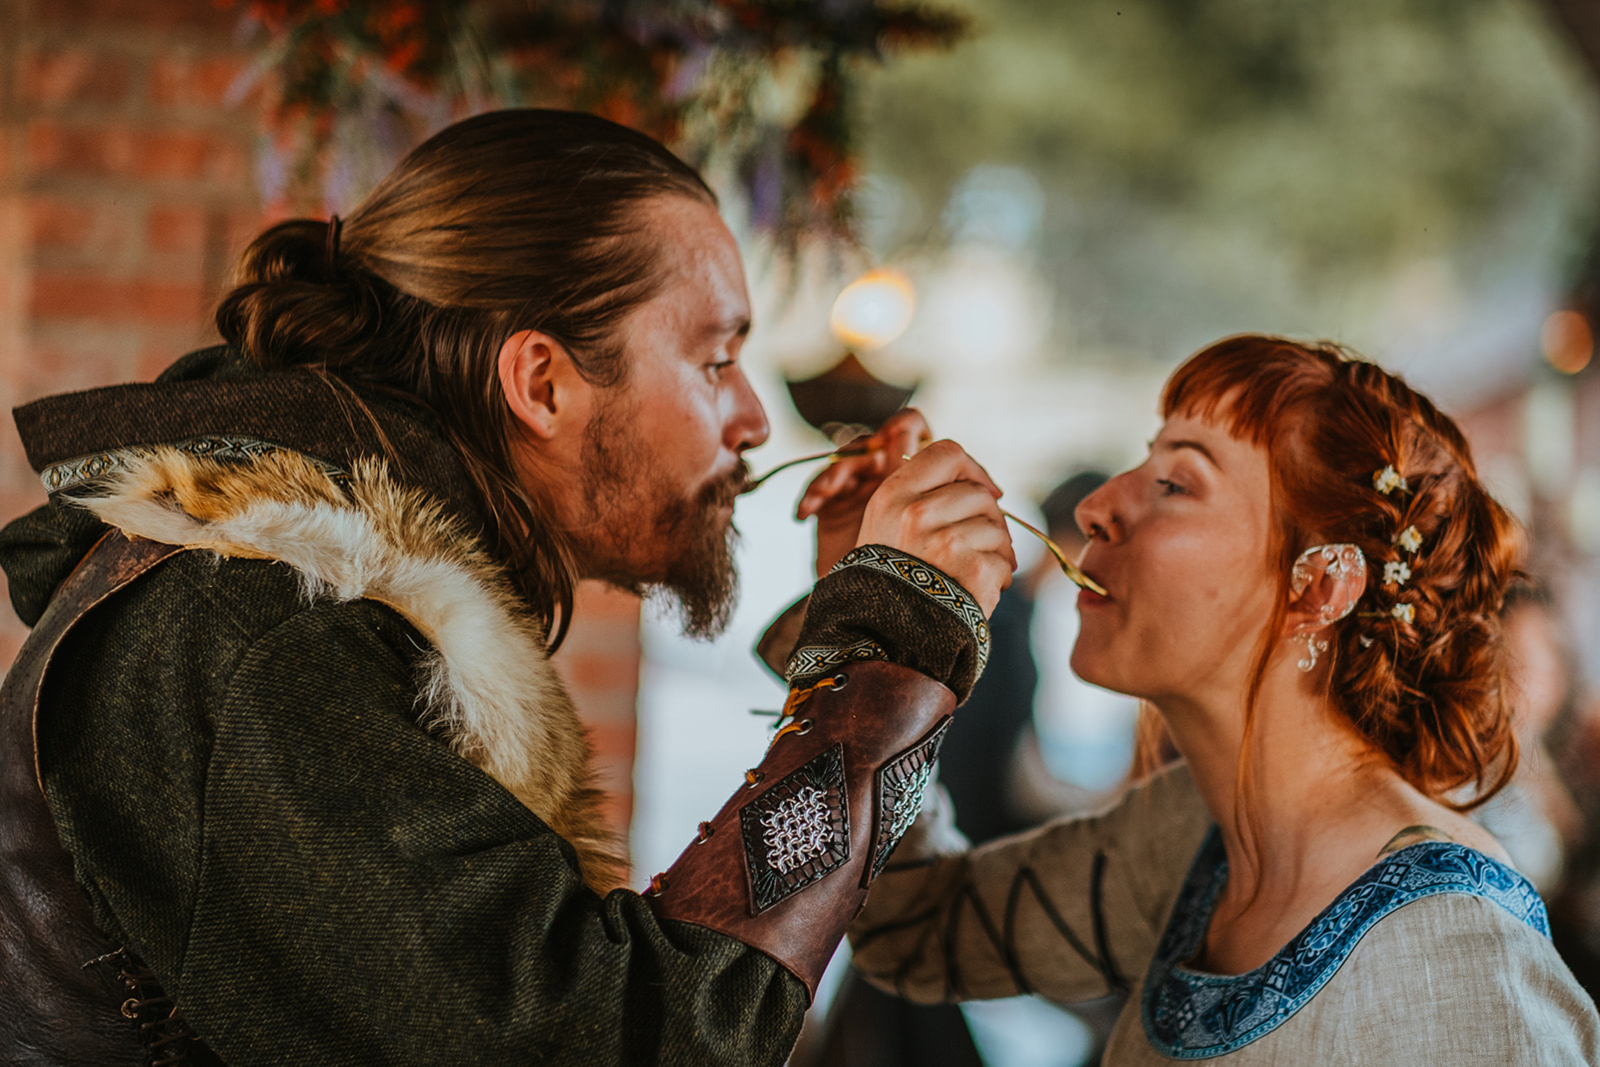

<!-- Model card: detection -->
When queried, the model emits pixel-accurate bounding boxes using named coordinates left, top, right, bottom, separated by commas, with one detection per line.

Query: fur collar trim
left=78, top=447, right=627, bottom=894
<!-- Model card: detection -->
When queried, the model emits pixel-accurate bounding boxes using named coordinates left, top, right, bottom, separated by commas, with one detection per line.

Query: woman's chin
left=1068, top=647, right=1117, bottom=692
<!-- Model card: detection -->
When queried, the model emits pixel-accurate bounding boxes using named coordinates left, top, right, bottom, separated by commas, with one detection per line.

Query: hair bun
left=216, top=218, right=386, bottom=371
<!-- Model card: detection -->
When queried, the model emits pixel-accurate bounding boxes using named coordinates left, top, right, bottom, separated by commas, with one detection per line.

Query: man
left=0, top=109, right=1013, bottom=1065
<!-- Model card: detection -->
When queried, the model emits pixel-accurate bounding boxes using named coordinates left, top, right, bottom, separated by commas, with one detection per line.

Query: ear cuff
left=1290, top=544, right=1367, bottom=672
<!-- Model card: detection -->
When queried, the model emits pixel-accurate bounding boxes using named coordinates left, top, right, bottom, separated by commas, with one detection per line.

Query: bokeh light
left=830, top=268, right=916, bottom=351
left=1541, top=310, right=1593, bottom=374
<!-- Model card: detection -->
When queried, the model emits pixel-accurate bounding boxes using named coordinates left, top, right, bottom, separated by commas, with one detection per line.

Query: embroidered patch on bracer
left=865, top=718, right=950, bottom=886
left=740, top=744, right=850, bottom=913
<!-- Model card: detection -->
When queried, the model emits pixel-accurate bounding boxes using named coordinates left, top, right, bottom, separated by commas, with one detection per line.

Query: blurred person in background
left=847, top=336, right=1600, bottom=1064
left=0, top=109, right=1016, bottom=1066
left=1475, top=583, right=1582, bottom=895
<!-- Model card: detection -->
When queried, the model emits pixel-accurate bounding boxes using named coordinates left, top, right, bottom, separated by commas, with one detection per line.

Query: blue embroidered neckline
left=1141, top=827, right=1549, bottom=1059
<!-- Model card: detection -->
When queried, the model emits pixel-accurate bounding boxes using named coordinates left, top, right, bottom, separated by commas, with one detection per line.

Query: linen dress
left=849, top=764, right=1600, bottom=1064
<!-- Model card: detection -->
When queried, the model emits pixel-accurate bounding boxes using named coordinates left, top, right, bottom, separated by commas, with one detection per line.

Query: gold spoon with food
left=745, top=446, right=1108, bottom=596
left=999, top=508, right=1107, bottom=596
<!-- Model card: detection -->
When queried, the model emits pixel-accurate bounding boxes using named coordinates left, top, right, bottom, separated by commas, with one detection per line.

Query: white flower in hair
left=1383, top=560, right=1411, bottom=586
left=1391, top=602, right=1415, bottom=624
left=1373, top=466, right=1407, bottom=495
left=1396, top=525, right=1422, bottom=552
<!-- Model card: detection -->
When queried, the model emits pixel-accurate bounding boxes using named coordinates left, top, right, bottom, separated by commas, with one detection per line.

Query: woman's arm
left=849, top=762, right=1211, bottom=1006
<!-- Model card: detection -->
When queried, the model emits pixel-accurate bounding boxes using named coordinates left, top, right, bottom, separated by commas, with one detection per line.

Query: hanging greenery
left=232, top=0, right=969, bottom=250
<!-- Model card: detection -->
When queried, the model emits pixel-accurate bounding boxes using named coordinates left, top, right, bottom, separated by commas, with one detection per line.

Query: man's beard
left=580, top=402, right=745, bottom=640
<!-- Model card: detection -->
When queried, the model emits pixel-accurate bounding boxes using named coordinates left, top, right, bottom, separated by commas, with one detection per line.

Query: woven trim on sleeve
left=785, top=638, right=889, bottom=684
left=828, top=545, right=990, bottom=673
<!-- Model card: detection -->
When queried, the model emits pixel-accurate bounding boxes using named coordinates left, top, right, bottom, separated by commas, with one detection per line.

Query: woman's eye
left=1156, top=478, right=1186, bottom=497
left=707, top=360, right=736, bottom=377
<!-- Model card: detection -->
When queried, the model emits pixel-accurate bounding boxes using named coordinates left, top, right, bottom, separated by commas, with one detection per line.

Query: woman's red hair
left=1163, top=335, right=1524, bottom=808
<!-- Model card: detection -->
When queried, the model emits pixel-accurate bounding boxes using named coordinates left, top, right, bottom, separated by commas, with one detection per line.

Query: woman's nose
left=1074, top=480, right=1123, bottom=544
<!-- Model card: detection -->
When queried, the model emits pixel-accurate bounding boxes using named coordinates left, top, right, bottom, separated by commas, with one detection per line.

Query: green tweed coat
left=0, top=348, right=978, bottom=1066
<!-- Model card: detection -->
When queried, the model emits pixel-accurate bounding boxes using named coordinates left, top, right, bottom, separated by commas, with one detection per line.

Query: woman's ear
left=498, top=328, right=585, bottom=442
left=1285, top=543, right=1367, bottom=636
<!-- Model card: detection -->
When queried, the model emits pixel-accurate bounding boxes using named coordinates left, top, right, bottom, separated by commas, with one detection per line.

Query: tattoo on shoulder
left=1377, top=825, right=1457, bottom=858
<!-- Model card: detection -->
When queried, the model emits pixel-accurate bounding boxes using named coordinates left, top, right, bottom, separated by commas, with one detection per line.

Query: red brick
left=19, top=47, right=135, bottom=107
left=224, top=208, right=266, bottom=260
left=138, top=338, right=210, bottom=382
left=0, top=622, right=26, bottom=676
left=29, top=196, right=133, bottom=256
left=598, top=792, right=633, bottom=845
left=29, top=272, right=206, bottom=326
left=136, top=129, right=252, bottom=184
left=17, top=335, right=144, bottom=396
left=573, top=583, right=643, bottom=621
left=146, top=203, right=207, bottom=255
left=564, top=651, right=642, bottom=693
left=27, top=120, right=252, bottom=186
left=149, top=54, right=254, bottom=109
left=32, top=0, right=237, bottom=35
left=584, top=722, right=637, bottom=761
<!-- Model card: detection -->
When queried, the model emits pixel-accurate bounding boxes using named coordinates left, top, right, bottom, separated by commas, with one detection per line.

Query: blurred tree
left=233, top=0, right=968, bottom=252
left=857, top=0, right=1600, bottom=365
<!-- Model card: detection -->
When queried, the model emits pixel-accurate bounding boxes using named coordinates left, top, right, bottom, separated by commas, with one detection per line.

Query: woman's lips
left=1076, top=575, right=1111, bottom=606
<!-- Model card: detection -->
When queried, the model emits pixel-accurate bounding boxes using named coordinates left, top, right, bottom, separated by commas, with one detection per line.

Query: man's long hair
left=215, top=109, right=716, bottom=648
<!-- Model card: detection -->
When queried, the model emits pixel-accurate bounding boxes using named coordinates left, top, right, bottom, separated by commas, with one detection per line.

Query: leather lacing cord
left=853, top=848, right=1129, bottom=1001
left=769, top=672, right=847, bottom=746
left=83, top=947, right=200, bottom=1067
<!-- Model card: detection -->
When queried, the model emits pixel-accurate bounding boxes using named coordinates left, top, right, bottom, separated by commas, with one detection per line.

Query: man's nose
left=726, top=371, right=770, bottom=453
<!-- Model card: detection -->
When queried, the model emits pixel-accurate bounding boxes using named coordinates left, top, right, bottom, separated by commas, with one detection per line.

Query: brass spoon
left=1001, top=509, right=1108, bottom=596
left=745, top=447, right=1108, bottom=596
left=745, top=446, right=872, bottom=492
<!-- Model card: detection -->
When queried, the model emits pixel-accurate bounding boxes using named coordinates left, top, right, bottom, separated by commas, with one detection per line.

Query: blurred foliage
left=856, top=0, right=1600, bottom=364
left=234, top=0, right=968, bottom=250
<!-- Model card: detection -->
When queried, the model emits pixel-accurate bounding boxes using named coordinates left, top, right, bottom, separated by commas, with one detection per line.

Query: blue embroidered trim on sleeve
left=1141, top=828, right=1549, bottom=1060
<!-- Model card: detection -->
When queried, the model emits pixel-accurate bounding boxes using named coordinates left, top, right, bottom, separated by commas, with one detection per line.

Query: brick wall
left=552, top=584, right=643, bottom=847
left=0, top=0, right=642, bottom=849
left=0, top=0, right=260, bottom=671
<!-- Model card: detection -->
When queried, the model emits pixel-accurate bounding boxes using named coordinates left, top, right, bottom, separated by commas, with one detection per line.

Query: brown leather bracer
left=644, top=659, right=954, bottom=998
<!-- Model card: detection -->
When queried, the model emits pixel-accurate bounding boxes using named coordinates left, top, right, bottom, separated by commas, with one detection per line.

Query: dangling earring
left=1297, top=632, right=1328, bottom=672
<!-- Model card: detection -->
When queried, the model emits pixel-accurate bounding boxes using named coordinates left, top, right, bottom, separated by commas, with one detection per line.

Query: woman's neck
left=1155, top=660, right=1484, bottom=972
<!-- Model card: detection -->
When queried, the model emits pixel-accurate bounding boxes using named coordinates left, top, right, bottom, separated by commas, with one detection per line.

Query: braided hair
left=1163, top=336, right=1525, bottom=809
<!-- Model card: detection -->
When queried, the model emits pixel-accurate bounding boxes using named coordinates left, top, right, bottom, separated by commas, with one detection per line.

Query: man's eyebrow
left=706, top=315, right=751, bottom=341
left=1154, top=438, right=1222, bottom=469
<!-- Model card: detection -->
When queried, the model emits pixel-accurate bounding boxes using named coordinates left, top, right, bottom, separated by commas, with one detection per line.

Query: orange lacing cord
left=769, top=674, right=846, bottom=747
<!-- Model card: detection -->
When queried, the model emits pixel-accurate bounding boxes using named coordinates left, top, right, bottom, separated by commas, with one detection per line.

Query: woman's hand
left=855, top=440, right=1017, bottom=617
left=798, top=409, right=932, bottom=579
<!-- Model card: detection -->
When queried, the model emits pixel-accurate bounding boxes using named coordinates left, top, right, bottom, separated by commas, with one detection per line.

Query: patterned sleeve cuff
left=784, top=545, right=991, bottom=702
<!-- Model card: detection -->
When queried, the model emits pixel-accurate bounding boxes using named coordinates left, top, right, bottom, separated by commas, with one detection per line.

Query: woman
left=849, top=335, right=1600, bottom=1062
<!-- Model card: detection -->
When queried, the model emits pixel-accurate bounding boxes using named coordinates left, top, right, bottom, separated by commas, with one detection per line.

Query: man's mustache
left=703, top=461, right=752, bottom=509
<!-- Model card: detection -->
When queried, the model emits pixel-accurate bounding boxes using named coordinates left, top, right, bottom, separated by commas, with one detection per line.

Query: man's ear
left=1284, top=543, right=1367, bottom=636
left=498, top=328, right=580, bottom=442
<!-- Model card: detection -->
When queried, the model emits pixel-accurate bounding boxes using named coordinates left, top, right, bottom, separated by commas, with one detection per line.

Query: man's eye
left=707, top=360, right=736, bottom=376
left=1156, top=478, right=1186, bottom=496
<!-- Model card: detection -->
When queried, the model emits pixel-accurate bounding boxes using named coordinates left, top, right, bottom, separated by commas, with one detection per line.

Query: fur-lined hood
left=75, top=446, right=627, bottom=894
